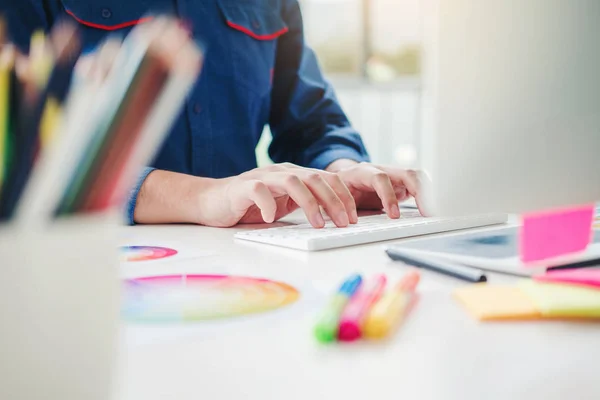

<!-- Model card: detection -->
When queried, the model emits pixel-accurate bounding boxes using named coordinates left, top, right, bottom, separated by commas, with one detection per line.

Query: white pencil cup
left=0, top=216, right=120, bottom=400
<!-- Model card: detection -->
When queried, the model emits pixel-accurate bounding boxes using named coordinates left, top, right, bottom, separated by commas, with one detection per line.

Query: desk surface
left=118, top=213, right=600, bottom=400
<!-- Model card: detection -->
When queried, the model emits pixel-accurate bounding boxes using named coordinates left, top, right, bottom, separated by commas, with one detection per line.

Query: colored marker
left=338, top=274, right=387, bottom=342
left=314, top=274, right=362, bottom=343
left=364, top=270, right=420, bottom=339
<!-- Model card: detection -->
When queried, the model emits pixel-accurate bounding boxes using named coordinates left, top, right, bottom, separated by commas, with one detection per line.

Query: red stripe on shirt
left=226, top=21, right=288, bottom=41
left=65, top=9, right=153, bottom=31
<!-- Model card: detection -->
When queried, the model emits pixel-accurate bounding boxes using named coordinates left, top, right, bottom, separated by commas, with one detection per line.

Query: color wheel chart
left=123, top=275, right=300, bottom=323
left=120, top=246, right=178, bottom=262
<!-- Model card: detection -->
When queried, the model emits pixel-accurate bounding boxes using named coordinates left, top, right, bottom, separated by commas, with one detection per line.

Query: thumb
left=230, top=180, right=277, bottom=223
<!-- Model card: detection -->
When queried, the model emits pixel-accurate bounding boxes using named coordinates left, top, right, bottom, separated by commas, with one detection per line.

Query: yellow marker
left=364, top=270, right=420, bottom=339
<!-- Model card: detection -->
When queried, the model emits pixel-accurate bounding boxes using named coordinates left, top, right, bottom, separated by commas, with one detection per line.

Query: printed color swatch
left=123, top=274, right=300, bottom=322
left=120, top=246, right=178, bottom=262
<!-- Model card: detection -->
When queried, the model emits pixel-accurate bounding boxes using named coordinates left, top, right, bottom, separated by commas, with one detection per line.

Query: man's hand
left=326, top=160, right=427, bottom=218
left=198, top=163, right=358, bottom=228
left=133, top=162, right=426, bottom=228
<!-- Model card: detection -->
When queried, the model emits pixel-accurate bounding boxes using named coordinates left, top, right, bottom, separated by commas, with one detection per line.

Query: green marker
left=314, top=274, right=363, bottom=343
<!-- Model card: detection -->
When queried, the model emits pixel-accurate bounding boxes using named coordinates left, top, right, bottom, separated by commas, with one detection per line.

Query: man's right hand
left=198, top=163, right=358, bottom=228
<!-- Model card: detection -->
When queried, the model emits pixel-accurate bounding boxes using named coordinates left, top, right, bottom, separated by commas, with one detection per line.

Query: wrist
left=133, top=170, right=217, bottom=225
left=194, top=176, right=232, bottom=225
left=325, top=158, right=359, bottom=173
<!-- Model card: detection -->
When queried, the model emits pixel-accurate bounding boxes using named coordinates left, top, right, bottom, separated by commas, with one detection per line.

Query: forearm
left=132, top=169, right=214, bottom=224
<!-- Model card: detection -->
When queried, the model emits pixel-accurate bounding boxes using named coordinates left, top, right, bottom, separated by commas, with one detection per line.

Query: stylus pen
left=386, top=248, right=487, bottom=283
left=547, top=256, right=600, bottom=271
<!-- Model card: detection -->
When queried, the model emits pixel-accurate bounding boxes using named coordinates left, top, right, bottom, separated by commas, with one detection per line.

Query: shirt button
left=101, top=8, right=112, bottom=19
left=193, top=103, right=202, bottom=114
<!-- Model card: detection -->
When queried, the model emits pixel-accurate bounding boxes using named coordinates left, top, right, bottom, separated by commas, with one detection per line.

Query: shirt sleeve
left=125, top=167, right=156, bottom=225
left=268, top=0, right=371, bottom=171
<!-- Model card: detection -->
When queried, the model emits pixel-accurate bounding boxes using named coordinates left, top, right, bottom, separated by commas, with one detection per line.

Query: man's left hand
left=326, top=160, right=427, bottom=218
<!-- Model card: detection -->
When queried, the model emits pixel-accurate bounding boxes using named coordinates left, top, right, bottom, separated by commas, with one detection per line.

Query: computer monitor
left=423, top=0, right=600, bottom=216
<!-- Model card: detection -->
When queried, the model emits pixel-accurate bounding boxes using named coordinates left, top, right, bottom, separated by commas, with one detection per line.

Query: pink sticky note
left=520, top=205, right=595, bottom=264
left=535, top=268, right=600, bottom=289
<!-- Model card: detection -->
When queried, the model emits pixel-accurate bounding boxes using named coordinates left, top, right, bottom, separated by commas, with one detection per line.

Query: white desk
left=118, top=214, right=600, bottom=400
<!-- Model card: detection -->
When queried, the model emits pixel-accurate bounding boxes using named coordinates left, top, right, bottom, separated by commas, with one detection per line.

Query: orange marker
left=363, top=270, right=420, bottom=339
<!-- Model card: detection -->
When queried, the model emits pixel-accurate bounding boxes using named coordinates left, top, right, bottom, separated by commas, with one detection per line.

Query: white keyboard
left=234, top=211, right=509, bottom=251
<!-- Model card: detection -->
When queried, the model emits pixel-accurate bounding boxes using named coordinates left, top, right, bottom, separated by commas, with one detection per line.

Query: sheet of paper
left=520, top=205, right=595, bottom=264
left=454, top=284, right=540, bottom=321
left=124, top=276, right=323, bottom=347
left=118, top=241, right=216, bottom=265
left=535, top=268, right=600, bottom=289
left=519, top=280, right=600, bottom=318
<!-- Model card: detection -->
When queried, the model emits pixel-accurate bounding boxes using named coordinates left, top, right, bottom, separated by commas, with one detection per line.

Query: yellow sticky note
left=519, top=280, right=600, bottom=319
left=454, top=284, right=541, bottom=321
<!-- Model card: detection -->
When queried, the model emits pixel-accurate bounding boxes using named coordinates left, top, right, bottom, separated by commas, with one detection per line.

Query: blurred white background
left=257, top=0, right=429, bottom=169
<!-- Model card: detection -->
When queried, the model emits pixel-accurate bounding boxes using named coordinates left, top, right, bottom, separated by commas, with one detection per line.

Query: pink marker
left=338, top=274, right=387, bottom=342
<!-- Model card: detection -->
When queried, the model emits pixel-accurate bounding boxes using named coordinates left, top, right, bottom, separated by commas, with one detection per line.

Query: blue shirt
left=3, top=0, right=370, bottom=224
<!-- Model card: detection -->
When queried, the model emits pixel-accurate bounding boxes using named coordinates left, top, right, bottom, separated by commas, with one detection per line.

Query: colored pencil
left=53, top=26, right=160, bottom=215
left=105, top=24, right=203, bottom=209
left=82, top=23, right=190, bottom=212
left=1, top=16, right=203, bottom=224
left=39, top=22, right=80, bottom=147
left=0, top=22, right=80, bottom=220
left=0, top=45, right=14, bottom=200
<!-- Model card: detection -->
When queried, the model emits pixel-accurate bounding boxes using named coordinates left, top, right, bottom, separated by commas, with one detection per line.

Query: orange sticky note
left=454, top=284, right=541, bottom=321
left=520, top=205, right=595, bottom=264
